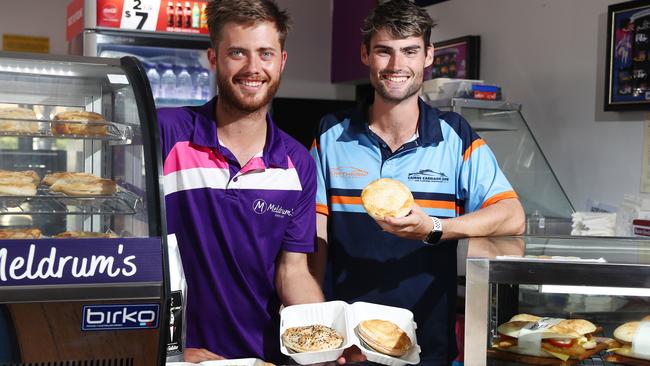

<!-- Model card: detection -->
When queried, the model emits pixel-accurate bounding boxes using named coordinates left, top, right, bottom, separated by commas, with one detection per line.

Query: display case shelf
left=0, top=187, right=142, bottom=215
left=0, top=117, right=134, bottom=143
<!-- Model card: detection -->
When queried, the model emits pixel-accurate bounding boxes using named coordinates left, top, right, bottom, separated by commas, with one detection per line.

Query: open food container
left=279, top=301, right=420, bottom=366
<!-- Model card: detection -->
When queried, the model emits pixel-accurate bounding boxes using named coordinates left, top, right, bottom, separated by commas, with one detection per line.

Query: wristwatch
left=423, top=216, right=443, bottom=245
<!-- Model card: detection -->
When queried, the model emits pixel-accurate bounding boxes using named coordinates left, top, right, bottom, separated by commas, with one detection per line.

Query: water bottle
left=196, top=68, right=210, bottom=100
left=160, top=63, right=177, bottom=99
left=145, top=63, right=161, bottom=99
left=177, top=65, right=193, bottom=100
left=527, top=209, right=546, bottom=235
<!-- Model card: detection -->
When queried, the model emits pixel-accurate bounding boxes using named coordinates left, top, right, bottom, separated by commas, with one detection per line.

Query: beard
left=216, top=70, right=281, bottom=113
left=371, top=68, right=423, bottom=103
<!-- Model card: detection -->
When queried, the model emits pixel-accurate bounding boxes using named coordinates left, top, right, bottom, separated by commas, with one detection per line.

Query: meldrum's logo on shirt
left=408, top=169, right=450, bottom=183
left=252, top=199, right=293, bottom=218
left=329, top=166, right=368, bottom=178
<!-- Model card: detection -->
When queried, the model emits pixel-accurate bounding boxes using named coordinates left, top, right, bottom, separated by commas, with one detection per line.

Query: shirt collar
left=347, top=96, right=443, bottom=145
left=190, top=97, right=289, bottom=169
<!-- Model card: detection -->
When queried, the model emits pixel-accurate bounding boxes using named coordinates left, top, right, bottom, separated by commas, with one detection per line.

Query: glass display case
left=461, top=236, right=650, bottom=365
left=426, top=98, right=574, bottom=234
left=0, top=51, right=167, bottom=366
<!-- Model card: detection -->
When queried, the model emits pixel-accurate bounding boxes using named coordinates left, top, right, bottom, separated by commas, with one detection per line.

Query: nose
left=243, top=54, right=262, bottom=74
left=386, top=53, right=406, bottom=72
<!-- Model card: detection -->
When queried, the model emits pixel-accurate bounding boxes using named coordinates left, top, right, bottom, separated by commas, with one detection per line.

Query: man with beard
left=310, top=1, right=525, bottom=365
left=157, top=0, right=323, bottom=363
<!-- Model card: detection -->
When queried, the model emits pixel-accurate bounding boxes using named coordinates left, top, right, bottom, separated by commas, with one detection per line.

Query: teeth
left=385, top=76, right=408, bottom=82
left=239, top=80, right=263, bottom=87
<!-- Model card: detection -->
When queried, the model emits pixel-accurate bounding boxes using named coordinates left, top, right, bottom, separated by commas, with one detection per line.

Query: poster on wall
left=427, top=35, right=480, bottom=80
left=605, top=0, right=650, bottom=110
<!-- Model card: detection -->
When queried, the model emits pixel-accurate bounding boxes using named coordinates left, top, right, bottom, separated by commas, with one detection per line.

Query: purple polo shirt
left=158, top=97, right=316, bottom=362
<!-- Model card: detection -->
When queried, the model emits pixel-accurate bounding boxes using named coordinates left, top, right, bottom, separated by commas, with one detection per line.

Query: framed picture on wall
left=428, top=35, right=480, bottom=80
left=605, top=0, right=650, bottom=110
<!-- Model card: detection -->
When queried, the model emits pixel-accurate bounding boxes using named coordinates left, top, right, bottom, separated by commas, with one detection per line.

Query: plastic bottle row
left=145, top=63, right=211, bottom=101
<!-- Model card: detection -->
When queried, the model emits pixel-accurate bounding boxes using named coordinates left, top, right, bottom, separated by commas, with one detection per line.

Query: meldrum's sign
left=0, top=238, right=162, bottom=286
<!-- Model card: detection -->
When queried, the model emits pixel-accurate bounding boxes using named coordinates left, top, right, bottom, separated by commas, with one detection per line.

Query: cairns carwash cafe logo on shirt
left=252, top=199, right=293, bottom=218
left=408, top=169, right=450, bottom=183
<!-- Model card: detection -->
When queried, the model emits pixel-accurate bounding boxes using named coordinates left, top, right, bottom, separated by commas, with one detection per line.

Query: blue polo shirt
left=311, top=98, right=517, bottom=365
left=158, top=97, right=316, bottom=362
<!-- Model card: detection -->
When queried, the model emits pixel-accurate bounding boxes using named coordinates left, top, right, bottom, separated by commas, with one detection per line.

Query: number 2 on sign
left=121, top=0, right=160, bottom=31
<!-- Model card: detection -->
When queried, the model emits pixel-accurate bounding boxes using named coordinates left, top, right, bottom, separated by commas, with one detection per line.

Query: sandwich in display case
left=461, top=236, right=650, bottom=366
left=0, top=51, right=168, bottom=365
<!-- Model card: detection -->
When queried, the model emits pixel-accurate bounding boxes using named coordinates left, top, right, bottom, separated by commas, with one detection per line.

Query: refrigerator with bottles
left=67, top=0, right=215, bottom=107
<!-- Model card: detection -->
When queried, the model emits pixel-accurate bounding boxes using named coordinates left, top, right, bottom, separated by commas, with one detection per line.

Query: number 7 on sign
left=121, top=0, right=160, bottom=31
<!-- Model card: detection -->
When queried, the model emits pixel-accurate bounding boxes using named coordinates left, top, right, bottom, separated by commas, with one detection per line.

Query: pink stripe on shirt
left=164, top=141, right=229, bottom=175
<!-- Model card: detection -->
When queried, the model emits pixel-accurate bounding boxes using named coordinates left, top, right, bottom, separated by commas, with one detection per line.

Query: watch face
left=425, top=230, right=443, bottom=245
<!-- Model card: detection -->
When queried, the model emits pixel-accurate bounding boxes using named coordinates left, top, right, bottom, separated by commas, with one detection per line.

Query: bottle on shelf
left=176, top=65, right=193, bottom=100
left=175, top=2, right=184, bottom=28
left=192, top=2, right=200, bottom=29
left=145, top=63, right=161, bottom=99
left=160, top=63, right=177, bottom=99
left=200, top=3, right=208, bottom=30
left=196, top=68, right=210, bottom=100
left=184, top=1, right=192, bottom=29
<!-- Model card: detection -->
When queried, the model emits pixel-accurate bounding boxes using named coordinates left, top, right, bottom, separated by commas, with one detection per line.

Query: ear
left=207, top=47, right=218, bottom=70
left=425, top=44, right=434, bottom=68
left=280, top=49, right=288, bottom=73
left=361, top=44, right=370, bottom=66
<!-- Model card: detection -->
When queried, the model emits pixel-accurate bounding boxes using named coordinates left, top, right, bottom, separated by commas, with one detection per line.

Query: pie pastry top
left=0, top=227, right=42, bottom=239
left=43, top=172, right=98, bottom=186
left=0, top=107, right=38, bottom=133
left=52, top=111, right=108, bottom=136
left=0, top=170, right=40, bottom=195
left=356, top=319, right=412, bottom=357
left=50, top=177, right=117, bottom=196
left=361, top=178, right=414, bottom=220
left=54, top=231, right=118, bottom=238
left=282, top=324, right=344, bottom=353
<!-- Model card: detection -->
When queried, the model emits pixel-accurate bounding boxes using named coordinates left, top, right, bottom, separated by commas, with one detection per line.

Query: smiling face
left=208, top=21, right=287, bottom=113
left=362, top=28, right=433, bottom=104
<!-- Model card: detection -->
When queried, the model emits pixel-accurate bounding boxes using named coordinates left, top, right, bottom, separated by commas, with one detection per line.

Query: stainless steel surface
left=0, top=188, right=142, bottom=215
left=0, top=282, right=162, bottom=302
left=465, top=258, right=490, bottom=366
left=426, top=98, right=521, bottom=111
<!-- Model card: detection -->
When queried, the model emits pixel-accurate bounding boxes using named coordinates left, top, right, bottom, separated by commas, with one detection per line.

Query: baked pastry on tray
left=0, top=227, right=41, bottom=239
left=282, top=324, right=344, bottom=353
left=356, top=319, right=413, bottom=357
left=54, top=231, right=118, bottom=238
left=45, top=172, right=117, bottom=196
left=52, top=111, right=108, bottom=136
left=0, top=107, right=39, bottom=133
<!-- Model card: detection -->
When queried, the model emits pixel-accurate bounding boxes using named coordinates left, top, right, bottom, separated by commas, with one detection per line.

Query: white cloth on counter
left=571, top=212, right=616, bottom=236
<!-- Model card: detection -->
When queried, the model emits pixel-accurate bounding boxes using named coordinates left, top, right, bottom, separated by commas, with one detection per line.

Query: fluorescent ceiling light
left=540, top=285, right=650, bottom=297
left=0, top=64, right=76, bottom=76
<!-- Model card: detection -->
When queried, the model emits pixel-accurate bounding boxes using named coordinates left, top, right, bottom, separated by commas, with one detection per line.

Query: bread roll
left=361, top=178, right=414, bottom=220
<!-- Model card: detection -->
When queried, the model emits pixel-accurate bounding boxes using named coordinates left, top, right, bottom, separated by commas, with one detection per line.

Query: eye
left=261, top=50, right=274, bottom=60
left=229, top=50, right=244, bottom=57
left=405, top=49, right=419, bottom=56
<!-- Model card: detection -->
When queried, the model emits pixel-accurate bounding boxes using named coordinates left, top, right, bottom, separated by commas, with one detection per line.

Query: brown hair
left=362, top=0, right=436, bottom=51
left=206, top=0, right=292, bottom=49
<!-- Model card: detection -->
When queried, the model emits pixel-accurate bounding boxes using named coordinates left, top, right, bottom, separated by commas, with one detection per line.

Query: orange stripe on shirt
left=316, top=203, right=329, bottom=216
left=415, top=199, right=456, bottom=210
left=463, top=138, right=486, bottom=161
left=331, top=196, right=363, bottom=205
left=480, top=191, right=519, bottom=208
left=310, top=139, right=319, bottom=152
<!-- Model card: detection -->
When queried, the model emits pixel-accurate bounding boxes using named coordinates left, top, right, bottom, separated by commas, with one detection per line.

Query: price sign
left=120, top=0, right=161, bottom=31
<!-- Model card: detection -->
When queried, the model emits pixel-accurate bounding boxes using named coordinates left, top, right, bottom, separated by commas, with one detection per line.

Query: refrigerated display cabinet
left=0, top=51, right=168, bottom=366
left=461, top=235, right=650, bottom=365
left=426, top=98, right=575, bottom=235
